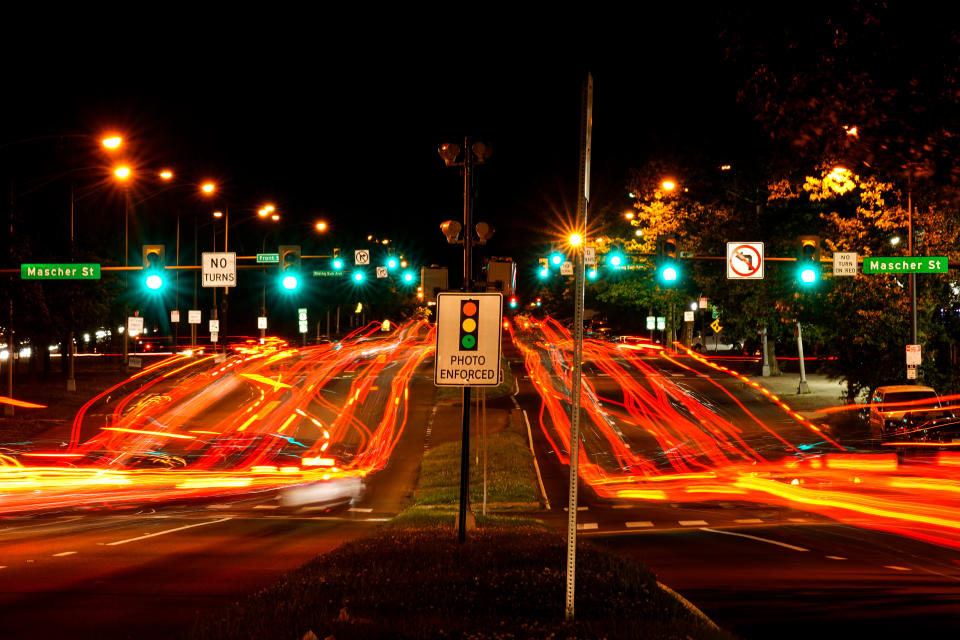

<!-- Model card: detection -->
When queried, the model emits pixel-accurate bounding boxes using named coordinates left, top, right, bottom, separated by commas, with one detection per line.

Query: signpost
left=434, top=293, right=503, bottom=387
left=201, top=252, right=237, bottom=287
left=21, top=263, right=100, bottom=280
left=833, top=252, right=858, bottom=276
left=726, top=242, right=764, bottom=279
left=863, top=257, right=948, bottom=274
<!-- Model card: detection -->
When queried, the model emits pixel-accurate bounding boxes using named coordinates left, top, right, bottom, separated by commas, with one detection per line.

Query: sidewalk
left=745, top=372, right=854, bottom=419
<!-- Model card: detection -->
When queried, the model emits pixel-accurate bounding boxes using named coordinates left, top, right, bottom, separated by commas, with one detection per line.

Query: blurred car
left=278, top=476, right=366, bottom=510
left=692, top=331, right=742, bottom=354
left=868, top=385, right=958, bottom=441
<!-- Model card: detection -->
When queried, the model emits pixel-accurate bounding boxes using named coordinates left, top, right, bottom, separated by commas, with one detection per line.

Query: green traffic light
left=800, top=267, right=818, bottom=284
left=145, top=274, right=163, bottom=290
left=550, top=253, right=563, bottom=266
left=609, top=254, right=623, bottom=267
left=282, top=275, right=299, bottom=290
left=539, top=268, right=549, bottom=278
left=661, top=266, right=678, bottom=282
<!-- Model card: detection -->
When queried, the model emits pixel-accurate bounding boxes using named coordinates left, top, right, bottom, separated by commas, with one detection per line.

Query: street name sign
left=21, top=263, right=100, bottom=280
left=863, top=257, right=948, bottom=274
left=434, top=292, right=503, bottom=387
left=726, top=242, right=764, bottom=279
left=313, top=270, right=344, bottom=277
left=188, top=310, right=201, bottom=324
left=256, top=253, right=279, bottom=264
left=833, top=252, right=858, bottom=276
left=202, top=252, right=237, bottom=287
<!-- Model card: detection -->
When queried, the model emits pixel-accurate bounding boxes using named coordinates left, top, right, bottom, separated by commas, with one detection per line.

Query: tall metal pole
left=796, top=321, right=809, bottom=393
left=908, top=188, right=918, bottom=346
left=122, top=195, right=129, bottom=372
left=6, top=181, right=14, bottom=416
left=565, top=72, right=592, bottom=622
left=458, top=136, right=474, bottom=544
left=66, top=183, right=76, bottom=391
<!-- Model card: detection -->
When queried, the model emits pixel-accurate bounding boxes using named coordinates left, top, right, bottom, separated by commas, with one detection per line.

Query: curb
left=657, top=581, right=722, bottom=632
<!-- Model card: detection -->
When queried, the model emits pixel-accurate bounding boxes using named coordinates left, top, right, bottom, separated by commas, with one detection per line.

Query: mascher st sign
left=21, top=263, right=101, bottom=280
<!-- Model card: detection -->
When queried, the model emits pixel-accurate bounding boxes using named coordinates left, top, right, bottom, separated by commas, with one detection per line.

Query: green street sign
left=256, top=253, right=279, bottom=264
left=21, top=263, right=100, bottom=280
left=863, top=257, right=949, bottom=274
left=313, top=270, right=344, bottom=277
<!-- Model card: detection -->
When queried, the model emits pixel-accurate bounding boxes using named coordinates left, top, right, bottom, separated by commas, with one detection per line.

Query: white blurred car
left=692, top=331, right=742, bottom=354
left=278, top=477, right=365, bottom=510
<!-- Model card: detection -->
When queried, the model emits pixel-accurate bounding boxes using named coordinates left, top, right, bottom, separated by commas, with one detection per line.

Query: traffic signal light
left=332, top=247, right=343, bottom=270
left=797, top=236, right=820, bottom=284
left=279, top=245, right=301, bottom=291
left=402, top=270, right=415, bottom=283
left=509, top=296, right=518, bottom=309
left=141, top=244, right=165, bottom=291
left=550, top=252, right=564, bottom=266
left=386, top=256, right=398, bottom=270
left=535, top=297, right=542, bottom=307
left=459, top=299, right=479, bottom=351
left=538, top=258, right=549, bottom=278
left=657, top=234, right=679, bottom=283
left=607, top=251, right=624, bottom=268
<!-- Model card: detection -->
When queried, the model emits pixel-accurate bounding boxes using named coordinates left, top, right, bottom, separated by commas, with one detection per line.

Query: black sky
left=1, top=9, right=756, bottom=273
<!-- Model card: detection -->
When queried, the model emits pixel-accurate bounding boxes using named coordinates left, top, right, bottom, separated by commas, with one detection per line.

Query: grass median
left=185, top=382, right=733, bottom=640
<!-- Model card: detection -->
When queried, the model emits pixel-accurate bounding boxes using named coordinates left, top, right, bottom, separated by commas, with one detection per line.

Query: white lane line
left=625, top=521, right=654, bottom=528
left=734, top=518, right=764, bottom=524
left=787, top=518, right=808, bottom=523
left=612, top=504, right=635, bottom=509
left=53, top=551, right=77, bottom=557
left=253, top=505, right=279, bottom=510
left=206, top=504, right=233, bottom=510
left=826, top=556, right=847, bottom=560
left=700, top=527, right=809, bottom=552
left=106, top=517, right=233, bottom=546
left=564, top=506, right=589, bottom=512
left=577, top=523, right=598, bottom=531
left=348, top=507, right=373, bottom=513
left=521, top=409, right=551, bottom=511
left=0, top=566, right=6, bottom=569
left=679, top=520, right=709, bottom=526
left=885, top=565, right=912, bottom=571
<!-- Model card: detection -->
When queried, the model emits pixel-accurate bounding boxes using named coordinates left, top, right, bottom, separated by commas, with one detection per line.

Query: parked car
left=692, top=331, right=742, bottom=354
left=868, top=385, right=959, bottom=442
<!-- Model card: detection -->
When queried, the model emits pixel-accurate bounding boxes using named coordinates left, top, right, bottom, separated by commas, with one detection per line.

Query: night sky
left=1, top=10, right=754, bottom=264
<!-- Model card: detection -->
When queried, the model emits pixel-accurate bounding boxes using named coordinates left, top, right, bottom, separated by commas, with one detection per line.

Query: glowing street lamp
left=315, top=220, right=328, bottom=232
left=102, top=136, right=122, bottom=149
left=201, top=182, right=215, bottom=194
left=114, top=166, right=131, bottom=180
left=159, top=170, right=173, bottom=180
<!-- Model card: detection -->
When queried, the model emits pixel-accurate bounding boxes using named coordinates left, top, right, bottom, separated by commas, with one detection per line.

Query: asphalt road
left=504, top=343, right=960, bottom=639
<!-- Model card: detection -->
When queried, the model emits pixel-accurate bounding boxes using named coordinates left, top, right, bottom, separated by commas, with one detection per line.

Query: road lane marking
left=53, top=551, right=77, bottom=557
left=734, top=518, right=764, bottom=524
left=564, top=506, right=589, bottom=511
left=206, top=504, right=233, bottom=509
left=787, top=518, right=808, bottom=523
left=348, top=507, right=373, bottom=513
left=577, top=523, right=598, bottom=531
left=826, top=556, right=847, bottom=560
left=0, top=566, right=6, bottom=569
left=521, top=409, right=551, bottom=511
left=679, top=520, right=708, bottom=526
left=625, top=521, right=654, bottom=528
left=253, top=504, right=279, bottom=510
left=106, top=517, right=233, bottom=546
left=700, top=527, right=809, bottom=552
left=885, top=565, right=912, bottom=571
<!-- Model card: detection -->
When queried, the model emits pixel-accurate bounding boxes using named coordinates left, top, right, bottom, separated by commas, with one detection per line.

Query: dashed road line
left=105, top=517, right=233, bottom=546
left=53, top=551, right=77, bottom=557
left=253, top=504, right=279, bottom=510
left=734, top=518, right=764, bottom=524
left=885, top=565, right=912, bottom=571
left=348, top=507, right=373, bottom=513
left=826, top=556, right=847, bottom=560
left=679, top=520, right=709, bottom=526
left=577, top=523, right=598, bottom=531
left=786, top=518, right=808, bottom=523
left=564, top=506, right=589, bottom=511
left=700, top=527, right=809, bottom=552
left=625, top=521, right=654, bottom=528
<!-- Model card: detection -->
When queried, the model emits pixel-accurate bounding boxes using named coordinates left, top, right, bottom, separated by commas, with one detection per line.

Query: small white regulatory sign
left=171, top=310, right=180, bottom=323
left=376, top=266, right=388, bottom=278
left=209, top=319, right=220, bottom=333
left=727, top=242, right=764, bottom=279
left=355, top=250, right=370, bottom=265
left=684, top=311, right=694, bottom=322
left=202, top=252, right=237, bottom=288
left=188, top=310, right=201, bottom=324
left=434, top=292, right=503, bottom=387
left=258, top=316, right=267, bottom=330
left=906, top=344, right=921, bottom=366
left=584, top=246, right=596, bottom=266
left=561, top=261, right=574, bottom=276
left=127, top=317, right=144, bottom=337
left=833, top=252, right=858, bottom=276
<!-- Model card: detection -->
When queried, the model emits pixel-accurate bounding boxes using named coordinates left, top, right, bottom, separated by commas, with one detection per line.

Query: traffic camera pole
left=458, top=136, right=474, bottom=544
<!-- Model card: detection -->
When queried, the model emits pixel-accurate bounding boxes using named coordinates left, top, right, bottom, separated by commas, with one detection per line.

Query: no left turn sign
left=727, top=242, right=764, bottom=279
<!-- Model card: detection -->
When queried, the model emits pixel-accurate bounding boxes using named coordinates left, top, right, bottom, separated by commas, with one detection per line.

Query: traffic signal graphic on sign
left=459, top=299, right=479, bottom=351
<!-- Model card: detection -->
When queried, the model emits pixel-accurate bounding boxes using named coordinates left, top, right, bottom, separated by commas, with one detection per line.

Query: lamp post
left=438, top=137, right=491, bottom=543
